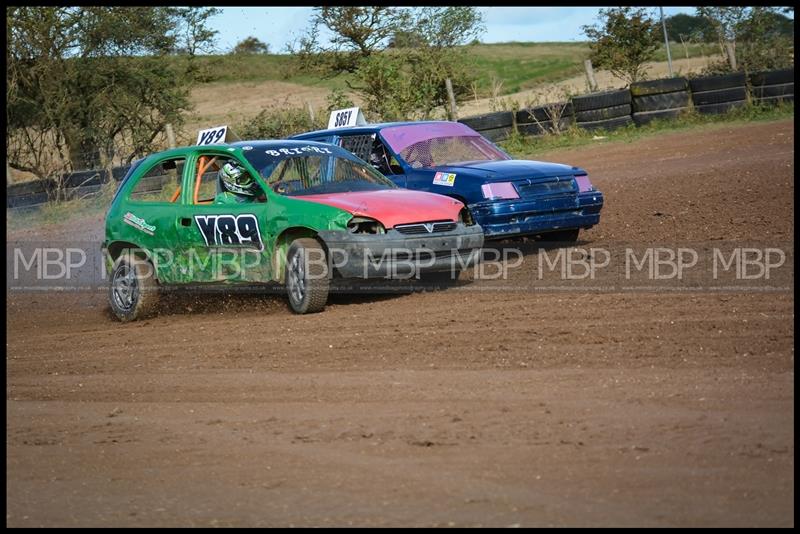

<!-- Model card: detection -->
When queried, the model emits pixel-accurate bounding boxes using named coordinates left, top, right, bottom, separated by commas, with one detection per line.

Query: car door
left=116, top=154, right=188, bottom=284
left=171, top=150, right=273, bottom=284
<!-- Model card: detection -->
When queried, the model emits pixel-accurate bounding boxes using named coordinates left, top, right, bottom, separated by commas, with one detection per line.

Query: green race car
left=103, top=140, right=484, bottom=320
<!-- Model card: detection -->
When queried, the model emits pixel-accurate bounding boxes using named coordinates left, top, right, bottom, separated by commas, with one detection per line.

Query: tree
left=410, top=6, right=485, bottom=49
left=697, top=6, right=794, bottom=72
left=665, top=13, right=717, bottom=43
left=168, top=7, right=221, bottom=81
left=291, top=7, right=411, bottom=74
left=582, top=7, right=661, bottom=84
left=232, top=36, right=269, bottom=55
left=6, top=6, right=210, bottom=188
left=292, top=6, right=485, bottom=121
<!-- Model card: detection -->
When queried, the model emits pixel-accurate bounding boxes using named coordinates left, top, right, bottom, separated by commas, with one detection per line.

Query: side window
left=369, top=139, right=403, bottom=176
left=339, top=134, right=374, bottom=162
left=269, top=156, right=324, bottom=195
left=129, top=157, right=185, bottom=202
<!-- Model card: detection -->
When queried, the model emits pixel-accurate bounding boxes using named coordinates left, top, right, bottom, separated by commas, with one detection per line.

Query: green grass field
left=188, top=41, right=712, bottom=98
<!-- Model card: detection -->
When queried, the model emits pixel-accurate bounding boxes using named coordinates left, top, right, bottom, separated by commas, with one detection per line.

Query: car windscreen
left=380, top=123, right=510, bottom=169
left=241, top=144, right=397, bottom=197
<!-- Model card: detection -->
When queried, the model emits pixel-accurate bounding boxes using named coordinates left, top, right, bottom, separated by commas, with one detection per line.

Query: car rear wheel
left=285, top=238, right=330, bottom=314
left=109, top=252, right=160, bottom=322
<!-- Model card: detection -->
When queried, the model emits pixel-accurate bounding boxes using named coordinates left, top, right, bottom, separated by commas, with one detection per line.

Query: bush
left=235, top=102, right=327, bottom=140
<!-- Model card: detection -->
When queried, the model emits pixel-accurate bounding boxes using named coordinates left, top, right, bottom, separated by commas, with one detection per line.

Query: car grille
left=515, top=178, right=576, bottom=197
left=394, top=222, right=458, bottom=235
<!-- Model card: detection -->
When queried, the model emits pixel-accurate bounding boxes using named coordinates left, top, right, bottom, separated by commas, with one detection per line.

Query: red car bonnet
left=297, top=189, right=463, bottom=228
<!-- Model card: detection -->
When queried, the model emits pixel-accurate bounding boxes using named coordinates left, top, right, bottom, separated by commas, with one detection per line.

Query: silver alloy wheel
left=112, top=264, right=138, bottom=311
left=288, top=248, right=306, bottom=306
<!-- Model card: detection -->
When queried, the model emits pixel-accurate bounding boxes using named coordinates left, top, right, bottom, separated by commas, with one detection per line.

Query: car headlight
left=481, top=182, right=519, bottom=200
left=347, top=216, right=385, bottom=234
left=574, top=175, right=594, bottom=192
left=458, top=207, right=475, bottom=226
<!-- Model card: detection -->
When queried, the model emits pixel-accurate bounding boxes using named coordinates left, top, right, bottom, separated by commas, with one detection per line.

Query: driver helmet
left=219, top=161, right=257, bottom=196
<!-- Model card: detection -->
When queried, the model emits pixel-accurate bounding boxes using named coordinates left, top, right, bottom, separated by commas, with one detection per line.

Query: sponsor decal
left=433, top=172, right=457, bottom=187
left=123, top=212, right=156, bottom=235
left=194, top=213, right=263, bottom=250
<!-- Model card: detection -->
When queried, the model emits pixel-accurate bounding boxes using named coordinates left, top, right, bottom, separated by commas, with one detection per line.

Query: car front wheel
left=285, top=238, right=330, bottom=314
left=108, top=252, right=160, bottom=322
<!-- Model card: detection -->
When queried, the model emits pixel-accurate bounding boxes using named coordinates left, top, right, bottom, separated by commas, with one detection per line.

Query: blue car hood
left=435, top=159, right=583, bottom=181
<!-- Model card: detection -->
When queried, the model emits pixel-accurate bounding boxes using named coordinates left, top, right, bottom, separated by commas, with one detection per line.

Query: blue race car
left=291, top=120, right=603, bottom=241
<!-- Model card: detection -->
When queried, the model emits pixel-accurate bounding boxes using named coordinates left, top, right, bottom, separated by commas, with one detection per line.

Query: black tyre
left=694, top=100, right=748, bottom=115
left=630, top=77, right=689, bottom=97
left=691, top=87, right=747, bottom=106
left=516, top=102, right=574, bottom=124
left=632, top=90, right=690, bottom=112
left=479, top=126, right=512, bottom=142
left=576, top=115, right=633, bottom=132
left=108, top=252, right=160, bottom=322
left=750, top=83, right=794, bottom=99
left=285, top=238, right=330, bottom=314
left=574, top=103, right=632, bottom=123
left=749, top=69, right=794, bottom=87
left=689, top=72, right=746, bottom=93
left=458, top=111, right=513, bottom=131
left=632, top=107, right=687, bottom=126
left=572, top=89, right=631, bottom=112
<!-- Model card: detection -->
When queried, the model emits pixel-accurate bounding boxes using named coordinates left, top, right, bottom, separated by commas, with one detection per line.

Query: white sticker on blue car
left=433, top=172, right=456, bottom=187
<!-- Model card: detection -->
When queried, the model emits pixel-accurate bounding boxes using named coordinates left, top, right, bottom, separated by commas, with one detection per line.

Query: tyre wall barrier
left=7, top=165, right=131, bottom=210
left=515, top=102, right=575, bottom=136
left=571, top=88, right=633, bottom=132
left=456, top=67, right=791, bottom=143
left=748, top=68, right=794, bottom=106
left=689, top=72, right=748, bottom=115
left=630, top=77, right=691, bottom=126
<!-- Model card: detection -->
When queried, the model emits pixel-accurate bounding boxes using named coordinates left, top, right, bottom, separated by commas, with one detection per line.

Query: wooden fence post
left=165, top=123, right=177, bottom=149
left=445, top=78, right=458, bottom=121
left=307, top=102, right=316, bottom=124
left=725, top=42, right=737, bottom=71
left=584, top=59, right=598, bottom=92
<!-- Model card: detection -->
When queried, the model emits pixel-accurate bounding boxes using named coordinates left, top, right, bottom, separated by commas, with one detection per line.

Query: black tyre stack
left=689, top=72, right=748, bottom=114
left=630, top=77, right=691, bottom=126
left=458, top=111, right=513, bottom=142
left=572, top=89, right=633, bottom=132
left=748, top=68, right=794, bottom=106
left=515, top=102, right=575, bottom=137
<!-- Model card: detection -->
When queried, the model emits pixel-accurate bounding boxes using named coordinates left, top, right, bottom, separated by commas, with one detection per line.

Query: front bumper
left=471, top=191, right=604, bottom=239
left=318, top=223, right=484, bottom=279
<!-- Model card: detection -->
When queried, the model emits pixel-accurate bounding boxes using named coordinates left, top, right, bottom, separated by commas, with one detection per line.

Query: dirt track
left=6, top=119, right=794, bottom=527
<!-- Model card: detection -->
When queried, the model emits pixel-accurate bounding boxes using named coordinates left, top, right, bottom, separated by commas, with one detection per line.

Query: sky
left=209, top=7, right=701, bottom=54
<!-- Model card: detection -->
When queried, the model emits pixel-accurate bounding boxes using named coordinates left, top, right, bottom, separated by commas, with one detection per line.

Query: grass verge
left=498, top=101, right=794, bottom=156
